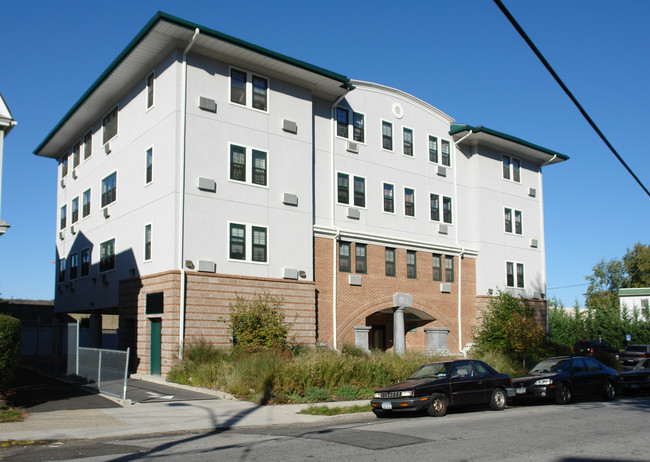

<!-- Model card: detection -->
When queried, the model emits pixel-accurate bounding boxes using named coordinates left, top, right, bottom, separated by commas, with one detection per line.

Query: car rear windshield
left=626, top=345, right=649, bottom=352
left=529, top=358, right=571, bottom=375
left=409, top=362, right=450, bottom=379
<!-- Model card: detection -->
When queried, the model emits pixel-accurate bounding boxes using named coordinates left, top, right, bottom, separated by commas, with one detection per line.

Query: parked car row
left=370, top=355, right=650, bottom=418
left=572, top=339, right=650, bottom=370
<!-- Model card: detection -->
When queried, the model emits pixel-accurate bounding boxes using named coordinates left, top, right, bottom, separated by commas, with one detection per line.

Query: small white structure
left=619, top=288, right=650, bottom=320
left=0, top=92, right=16, bottom=236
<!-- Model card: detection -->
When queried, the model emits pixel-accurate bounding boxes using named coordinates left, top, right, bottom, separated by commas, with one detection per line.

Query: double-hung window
left=353, top=176, right=365, bottom=207
left=229, top=223, right=267, bottom=262
left=337, top=173, right=349, bottom=204
left=229, top=224, right=246, bottom=260
left=101, top=172, right=117, bottom=207
left=252, top=75, right=268, bottom=111
left=72, top=143, right=80, bottom=169
left=61, top=156, right=68, bottom=179
left=443, top=196, right=452, bottom=224
left=429, top=136, right=438, bottom=163
left=432, top=254, right=442, bottom=281
left=81, top=248, right=90, bottom=277
left=102, top=107, right=118, bottom=144
left=407, top=250, right=417, bottom=279
left=144, top=224, right=152, bottom=261
left=403, top=128, right=413, bottom=156
left=146, top=148, right=153, bottom=184
left=252, top=150, right=267, bottom=186
left=252, top=227, right=267, bottom=262
left=385, top=247, right=396, bottom=277
left=337, top=107, right=349, bottom=138
left=337, top=108, right=365, bottom=143
left=404, top=188, right=415, bottom=217
left=83, top=131, right=92, bottom=160
left=60, top=205, right=67, bottom=230
left=99, top=238, right=115, bottom=272
left=339, top=242, right=351, bottom=272
left=355, top=244, right=367, bottom=274
left=503, top=155, right=521, bottom=182
left=82, top=189, right=91, bottom=218
left=230, top=145, right=267, bottom=186
left=146, top=72, right=154, bottom=109
left=230, top=68, right=268, bottom=111
left=69, top=253, right=78, bottom=279
left=230, top=69, right=247, bottom=105
left=230, top=145, right=246, bottom=182
left=430, top=194, right=440, bottom=221
left=505, top=208, right=523, bottom=234
left=71, top=197, right=79, bottom=224
left=382, top=121, right=393, bottom=150
left=445, top=256, right=454, bottom=282
left=506, top=262, right=525, bottom=288
left=441, top=140, right=451, bottom=166
left=352, top=112, right=364, bottom=142
left=383, top=183, right=394, bottom=213
left=58, top=258, right=66, bottom=283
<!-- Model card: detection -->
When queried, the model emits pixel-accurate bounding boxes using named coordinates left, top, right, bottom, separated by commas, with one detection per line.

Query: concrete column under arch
left=393, top=293, right=413, bottom=355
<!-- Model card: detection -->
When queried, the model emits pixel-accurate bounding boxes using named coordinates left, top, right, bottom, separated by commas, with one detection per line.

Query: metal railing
left=77, top=346, right=130, bottom=400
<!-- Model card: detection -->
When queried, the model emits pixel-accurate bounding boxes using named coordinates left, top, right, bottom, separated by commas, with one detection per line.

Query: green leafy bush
left=228, top=293, right=290, bottom=353
left=0, top=314, right=21, bottom=393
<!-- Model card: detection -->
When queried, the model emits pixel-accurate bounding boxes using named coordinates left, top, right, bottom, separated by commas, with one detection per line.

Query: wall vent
left=440, top=283, right=451, bottom=293
left=346, top=141, right=359, bottom=153
left=531, top=238, right=539, bottom=248
left=103, top=207, right=110, bottom=219
left=71, top=225, right=76, bottom=235
left=72, top=169, right=78, bottom=179
left=198, top=97, right=217, bottom=113
left=438, top=224, right=448, bottom=235
left=437, top=166, right=447, bottom=177
left=197, top=260, right=216, bottom=273
left=529, top=188, right=537, bottom=198
left=349, top=274, right=362, bottom=286
left=283, top=268, right=299, bottom=280
left=282, top=119, right=297, bottom=134
left=59, top=231, right=64, bottom=240
left=347, top=208, right=360, bottom=220
left=60, top=178, right=66, bottom=188
left=283, top=193, right=298, bottom=206
left=104, top=142, right=111, bottom=155
left=197, top=177, right=216, bottom=192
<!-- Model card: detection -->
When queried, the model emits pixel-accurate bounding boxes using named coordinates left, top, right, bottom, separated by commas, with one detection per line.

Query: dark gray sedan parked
left=619, top=344, right=650, bottom=369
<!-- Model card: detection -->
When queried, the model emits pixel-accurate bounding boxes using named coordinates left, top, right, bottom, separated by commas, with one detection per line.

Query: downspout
left=539, top=154, right=556, bottom=336
left=330, top=91, right=349, bottom=350
left=453, top=130, right=473, bottom=353
left=178, top=28, right=200, bottom=360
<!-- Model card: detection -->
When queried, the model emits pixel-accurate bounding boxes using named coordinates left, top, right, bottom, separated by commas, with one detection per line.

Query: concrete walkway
left=1, top=375, right=372, bottom=442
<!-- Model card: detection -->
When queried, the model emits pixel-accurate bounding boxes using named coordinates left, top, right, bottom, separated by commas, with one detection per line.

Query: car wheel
left=489, top=388, right=507, bottom=411
left=427, top=392, right=448, bottom=417
left=603, top=380, right=616, bottom=401
left=555, top=383, right=571, bottom=405
left=373, top=409, right=390, bottom=418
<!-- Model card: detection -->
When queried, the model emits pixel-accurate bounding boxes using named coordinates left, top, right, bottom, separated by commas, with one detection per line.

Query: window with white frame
left=69, top=253, right=78, bottom=279
left=336, top=107, right=349, bottom=138
left=230, top=68, right=268, bottom=111
left=404, top=188, right=415, bottom=217
left=72, top=142, right=80, bottom=169
left=251, top=226, right=267, bottom=262
left=337, top=173, right=349, bottom=204
left=60, top=205, right=67, bottom=230
left=383, top=183, right=394, bottom=213
left=385, top=247, right=396, bottom=277
left=506, top=261, right=524, bottom=288
left=100, top=238, right=115, bottom=272
left=443, top=196, right=452, bottom=224
left=445, top=255, right=454, bottom=282
left=339, top=242, right=351, bottom=272
left=230, top=145, right=246, bottom=182
left=82, top=189, right=91, bottom=218
left=146, top=148, right=153, bottom=184
left=61, top=155, right=68, bottom=179
left=81, top=248, right=90, bottom=277
left=58, top=258, right=66, bottom=283
left=353, top=112, right=365, bottom=143
left=407, top=250, right=417, bottom=279
left=433, top=254, right=442, bottom=281
left=429, top=136, right=438, bottom=163
left=252, top=150, right=267, bottom=186
left=229, top=223, right=246, bottom=260
left=230, top=144, right=267, bottom=186
left=353, top=176, right=365, bottom=207
left=504, top=208, right=523, bottom=235
left=403, top=127, right=413, bottom=156
left=101, top=172, right=117, bottom=207
left=102, top=107, right=118, bottom=144
left=503, top=155, right=521, bottom=182
left=441, top=140, right=451, bottom=167
left=146, top=72, right=154, bottom=109
left=83, top=131, right=92, bottom=160
left=71, top=197, right=79, bottom=224
left=430, top=194, right=453, bottom=224
left=355, top=243, right=367, bottom=274
left=336, top=107, right=365, bottom=143
left=382, top=121, right=393, bottom=151
left=229, top=223, right=268, bottom=263
left=144, top=224, right=152, bottom=261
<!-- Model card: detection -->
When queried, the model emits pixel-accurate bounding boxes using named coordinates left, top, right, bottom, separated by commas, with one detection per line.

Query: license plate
left=381, top=402, right=392, bottom=410
left=516, top=388, right=527, bottom=394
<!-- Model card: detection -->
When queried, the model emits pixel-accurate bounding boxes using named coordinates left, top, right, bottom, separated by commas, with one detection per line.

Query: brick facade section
left=120, top=271, right=316, bottom=377
left=314, top=237, right=478, bottom=354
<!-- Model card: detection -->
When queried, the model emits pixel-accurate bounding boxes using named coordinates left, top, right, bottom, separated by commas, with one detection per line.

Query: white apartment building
left=35, top=13, right=567, bottom=376
left=0, top=92, right=16, bottom=236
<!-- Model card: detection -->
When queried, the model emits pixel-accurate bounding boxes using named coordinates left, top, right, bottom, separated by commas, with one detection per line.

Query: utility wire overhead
left=493, top=0, right=650, bottom=198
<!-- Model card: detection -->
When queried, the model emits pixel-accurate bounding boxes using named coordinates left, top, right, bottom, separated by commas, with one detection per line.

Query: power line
left=547, top=283, right=589, bottom=290
left=493, top=0, right=650, bottom=198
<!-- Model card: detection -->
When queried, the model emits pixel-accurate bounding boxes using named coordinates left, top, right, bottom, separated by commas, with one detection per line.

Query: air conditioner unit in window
left=103, top=207, right=110, bottom=218
left=198, top=96, right=217, bottom=113
left=347, top=208, right=360, bottom=219
left=440, top=283, right=451, bottom=293
left=72, top=169, right=78, bottom=179
left=346, top=141, right=359, bottom=153
left=197, top=177, right=216, bottom=192
left=282, top=119, right=298, bottom=134
left=283, top=193, right=298, bottom=206
left=104, top=142, right=111, bottom=154
left=349, top=274, right=362, bottom=286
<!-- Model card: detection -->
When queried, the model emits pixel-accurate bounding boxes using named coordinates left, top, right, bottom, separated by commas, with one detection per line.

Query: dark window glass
left=353, top=112, right=364, bottom=142
left=407, top=250, right=417, bottom=279
left=61, top=155, right=68, bottom=178
left=60, top=205, right=67, bottom=230
left=231, top=69, right=247, bottom=105
left=506, top=262, right=514, bottom=287
left=252, top=75, right=268, bottom=110
left=441, top=140, right=450, bottom=166
left=144, top=224, right=152, bottom=261
left=382, top=121, right=393, bottom=150
left=339, top=242, right=351, bottom=272
left=354, top=176, right=365, bottom=207
left=443, top=196, right=452, bottom=224
left=337, top=107, right=349, bottom=138
left=513, top=158, right=521, bottom=182
left=403, top=128, right=413, bottom=156
left=405, top=188, right=415, bottom=217
left=503, top=155, right=511, bottom=180
left=83, top=132, right=92, bottom=160
left=146, top=148, right=153, bottom=184
left=58, top=258, right=66, bottom=283
left=433, top=254, right=442, bottom=281
left=230, top=145, right=246, bottom=182
left=252, top=150, right=267, bottom=186
left=230, top=224, right=246, bottom=260
left=516, top=263, right=524, bottom=288
left=514, top=210, right=522, bottom=235
left=69, top=253, right=78, bottom=279
left=429, top=136, right=438, bottom=163
left=147, top=73, right=154, bottom=109
left=101, top=172, right=117, bottom=207
left=337, top=173, right=349, bottom=204
left=81, top=248, right=90, bottom=277
left=385, top=247, right=395, bottom=277
left=505, top=208, right=512, bottom=233
left=102, top=107, right=118, bottom=144
left=100, top=239, right=115, bottom=272
left=252, top=227, right=267, bottom=262
left=445, top=256, right=454, bottom=282
left=71, top=197, right=79, bottom=223
left=355, top=244, right=367, bottom=274
left=430, top=194, right=439, bottom=221
left=82, top=189, right=91, bottom=218
left=72, top=143, right=80, bottom=168
left=383, top=183, right=394, bottom=213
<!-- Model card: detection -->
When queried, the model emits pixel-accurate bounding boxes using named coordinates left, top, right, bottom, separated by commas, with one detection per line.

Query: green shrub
left=333, top=384, right=360, bottom=400
left=0, top=314, right=21, bottom=393
left=228, top=293, right=290, bottom=353
left=340, top=343, right=366, bottom=357
left=305, top=386, right=331, bottom=402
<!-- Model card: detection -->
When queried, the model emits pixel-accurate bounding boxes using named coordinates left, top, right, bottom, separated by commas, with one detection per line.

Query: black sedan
left=621, top=358, right=650, bottom=394
left=511, top=356, right=618, bottom=405
left=370, top=359, right=512, bottom=417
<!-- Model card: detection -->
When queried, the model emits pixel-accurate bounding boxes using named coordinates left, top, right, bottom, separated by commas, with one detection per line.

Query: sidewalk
left=0, top=376, right=372, bottom=442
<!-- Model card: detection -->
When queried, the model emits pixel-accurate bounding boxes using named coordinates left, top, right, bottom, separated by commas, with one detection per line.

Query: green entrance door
left=150, top=318, right=162, bottom=375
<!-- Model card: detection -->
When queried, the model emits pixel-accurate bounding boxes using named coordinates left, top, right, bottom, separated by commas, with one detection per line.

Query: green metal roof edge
left=619, top=287, right=650, bottom=296
left=35, top=11, right=351, bottom=156
left=449, top=124, right=570, bottom=161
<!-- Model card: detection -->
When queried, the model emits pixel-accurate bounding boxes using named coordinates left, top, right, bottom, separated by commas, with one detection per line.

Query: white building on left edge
left=0, top=92, right=17, bottom=236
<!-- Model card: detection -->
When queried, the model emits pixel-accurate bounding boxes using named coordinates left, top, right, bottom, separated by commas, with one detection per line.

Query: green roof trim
left=619, top=288, right=650, bottom=296
left=449, top=124, right=570, bottom=161
left=35, top=11, right=351, bottom=155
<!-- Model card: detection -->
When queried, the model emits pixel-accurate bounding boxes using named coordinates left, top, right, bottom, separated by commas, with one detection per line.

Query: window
left=403, top=128, right=413, bottom=156
left=385, top=247, right=395, bottom=277
left=81, top=248, right=90, bottom=277
left=506, top=261, right=525, bottom=288
left=72, top=143, right=80, bottom=169
left=336, top=107, right=349, bottom=138
left=513, top=158, right=521, bottom=182
left=100, top=238, right=115, bottom=272
left=102, top=107, right=118, bottom=144
left=404, top=188, right=415, bottom=217
left=230, top=69, right=246, bottom=105
left=101, top=172, right=117, bottom=207
left=337, top=173, right=349, bottom=204
left=58, top=258, right=66, bottom=283
left=146, top=72, right=154, bottom=109
left=505, top=208, right=522, bottom=235
left=443, top=196, right=452, bottom=224
left=252, top=75, right=268, bottom=111
left=382, top=121, right=393, bottom=150
left=144, top=224, right=152, bottom=261
left=230, top=145, right=246, bottom=182
left=430, top=194, right=439, bottom=221
left=252, top=226, right=267, bottom=262
left=383, top=183, right=394, bottom=213
left=353, top=176, right=365, bottom=207
left=407, top=250, right=417, bottom=279
left=83, top=132, right=92, bottom=160
left=61, top=155, right=68, bottom=178
left=71, top=197, right=79, bottom=224
left=441, top=140, right=450, bottom=166
left=433, top=254, right=442, bottom=281
left=339, top=242, right=351, bottom=272
left=69, top=253, right=78, bottom=279
left=252, top=150, right=267, bottom=186
left=229, top=224, right=246, bottom=260
left=515, top=210, right=522, bottom=234
left=503, top=155, right=521, bottom=182
left=82, top=189, right=91, bottom=218
left=429, top=136, right=438, bottom=163
left=355, top=244, right=367, bottom=274
left=60, top=205, right=67, bottom=230
left=445, top=256, right=454, bottom=282
left=146, top=148, right=153, bottom=184
left=353, top=112, right=364, bottom=142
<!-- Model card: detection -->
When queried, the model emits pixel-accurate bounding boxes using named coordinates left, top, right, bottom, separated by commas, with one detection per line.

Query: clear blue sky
left=1, top=0, right=648, bottom=305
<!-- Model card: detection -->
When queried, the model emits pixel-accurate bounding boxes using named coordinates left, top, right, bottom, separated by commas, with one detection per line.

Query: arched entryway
left=365, top=306, right=435, bottom=351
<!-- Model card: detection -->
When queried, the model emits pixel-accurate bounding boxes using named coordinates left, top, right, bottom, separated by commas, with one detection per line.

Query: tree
left=505, top=312, right=544, bottom=370
left=622, top=243, right=650, bottom=288
left=584, top=258, right=625, bottom=309
left=0, top=314, right=21, bottom=394
left=227, top=293, right=291, bottom=353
